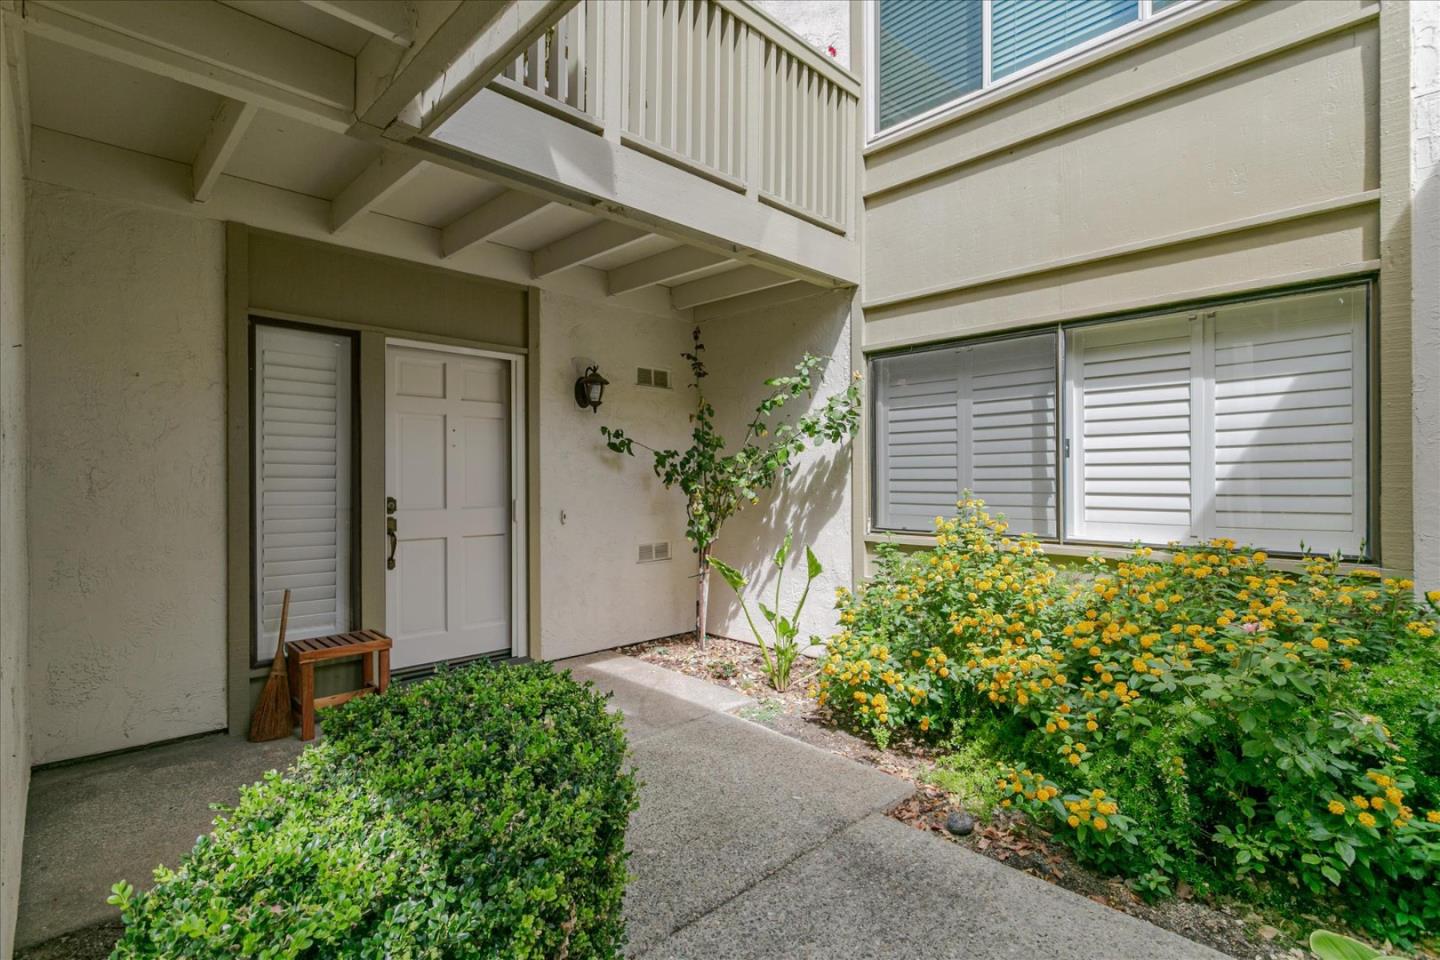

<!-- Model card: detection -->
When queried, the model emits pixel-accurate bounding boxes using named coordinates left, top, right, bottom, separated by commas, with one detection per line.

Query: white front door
left=385, top=343, right=513, bottom=668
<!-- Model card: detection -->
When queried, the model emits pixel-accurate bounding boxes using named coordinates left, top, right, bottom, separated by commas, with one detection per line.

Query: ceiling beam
left=606, top=247, right=730, bottom=296
left=414, top=91, right=860, bottom=286
left=191, top=98, right=256, bottom=203
left=24, top=0, right=354, bottom=132
left=414, top=0, right=577, bottom=136
left=692, top=281, right=826, bottom=322
left=670, top=266, right=796, bottom=310
left=354, top=0, right=574, bottom=140
left=300, top=0, right=413, bottom=46
left=532, top=221, right=649, bottom=278
left=441, top=190, right=550, bottom=258
left=330, top=151, right=425, bottom=232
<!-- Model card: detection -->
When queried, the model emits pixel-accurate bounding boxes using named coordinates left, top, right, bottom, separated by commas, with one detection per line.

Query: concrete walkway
left=18, top=653, right=1227, bottom=959
left=565, top=652, right=1226, bottom=960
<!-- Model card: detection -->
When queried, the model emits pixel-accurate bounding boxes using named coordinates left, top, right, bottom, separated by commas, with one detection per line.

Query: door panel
left=386, top=344, right=512, bottom=668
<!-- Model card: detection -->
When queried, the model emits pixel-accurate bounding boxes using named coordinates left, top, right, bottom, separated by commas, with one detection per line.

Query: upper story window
left=874, top=0, right=1191, bottom=137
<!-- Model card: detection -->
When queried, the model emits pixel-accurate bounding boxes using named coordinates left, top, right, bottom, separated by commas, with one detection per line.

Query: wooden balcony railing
left=494, top=0, right=858, bottom=234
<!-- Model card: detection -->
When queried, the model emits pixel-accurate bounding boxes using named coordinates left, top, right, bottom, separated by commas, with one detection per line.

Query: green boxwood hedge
left=108, top=663, right=638, bottom=960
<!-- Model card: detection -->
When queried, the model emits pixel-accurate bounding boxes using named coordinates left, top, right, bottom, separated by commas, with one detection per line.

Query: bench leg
left=285, top=645, right=300, bottom=727
left=298, top=663, right=316, bottom=741
left=377, top=649, right=390, bottom=694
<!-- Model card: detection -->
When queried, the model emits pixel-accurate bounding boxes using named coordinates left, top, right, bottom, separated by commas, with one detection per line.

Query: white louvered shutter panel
left=875, top=347, right=962, bottom=532
left=964, top=334, right=1057, bottom=537
left=875, top=333, right=1057, bottom=535
left=1066, top=314, right=1196, bottom=544
left=1210, top=288, right=1367, bottom=555
left=254, top=325, right=353, bottom=660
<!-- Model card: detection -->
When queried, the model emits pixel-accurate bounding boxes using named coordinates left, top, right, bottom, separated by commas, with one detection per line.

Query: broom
left=248, top=589, right=294, bottom=741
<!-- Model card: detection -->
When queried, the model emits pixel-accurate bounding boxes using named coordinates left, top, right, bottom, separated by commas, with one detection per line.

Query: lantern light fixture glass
left=575, top=364, right=609, bottom=412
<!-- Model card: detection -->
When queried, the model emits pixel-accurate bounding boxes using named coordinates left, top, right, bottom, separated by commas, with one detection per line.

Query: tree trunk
left=696, top=545, right=711, bottom=650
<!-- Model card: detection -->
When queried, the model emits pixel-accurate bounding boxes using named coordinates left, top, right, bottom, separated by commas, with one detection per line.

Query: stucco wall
left=1413, top=0, right=1440, bottom=587
left=753, top=0, right=850, bottom=68
left=1, top=13, right=29, bottom=955
left=859, top=0, right=1410, bottom=566
left=536, top=289, right=695, bottom=659
left=701, top=289, right=856, bottom=646
left=27, top=183, right=227, bottom=765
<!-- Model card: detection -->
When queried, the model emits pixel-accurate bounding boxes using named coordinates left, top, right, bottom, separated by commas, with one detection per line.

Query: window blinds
left=253, top=325, right=354, bottom=661
left=877, top=0, right=983, bottom=131
left=1064, top=286, right=1368, bottom=555
left=991, top=0, right=1139, bottom=80
left=875, top=332, right=1057, bottom=535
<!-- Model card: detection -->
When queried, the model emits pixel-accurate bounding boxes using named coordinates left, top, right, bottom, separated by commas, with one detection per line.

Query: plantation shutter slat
left=1064, top=285, right=1369, bottom=554
left=966, top=334, right=1057, bottom=536
left=1210, top=288, right=1367, bottom=553
left=877, top=0, right=983, bottom=130
left=876, top=347, right=962, bottom=531
left=254, top=325, right=353, bottom=660
left=991, top=0, right=1138, bottom=80
left=876, top=332, right=1056, bottom=535
left=1067, top=314, right=1196, bottom=544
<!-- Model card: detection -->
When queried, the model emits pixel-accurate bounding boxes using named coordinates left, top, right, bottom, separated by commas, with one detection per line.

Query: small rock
left=945, top=811, right=976, bottom=836
left=1176, top=880, right=1193, bottom=900
left=1258, top=926, right=1280, bottom=941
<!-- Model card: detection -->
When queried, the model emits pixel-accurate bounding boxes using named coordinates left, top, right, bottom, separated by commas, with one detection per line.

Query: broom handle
left=277, top=589, right=292, bottom=654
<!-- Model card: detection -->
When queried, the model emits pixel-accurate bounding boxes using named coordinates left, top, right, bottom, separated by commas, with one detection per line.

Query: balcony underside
left=12, top=0, right=858, bottom=315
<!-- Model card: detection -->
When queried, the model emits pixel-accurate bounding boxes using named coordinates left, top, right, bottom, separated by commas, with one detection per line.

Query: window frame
left=867, top=278, right=1378, bottom=561
left=249, top=318, right=361, bottom=668
left=866, top=0, right=1199, bottom=143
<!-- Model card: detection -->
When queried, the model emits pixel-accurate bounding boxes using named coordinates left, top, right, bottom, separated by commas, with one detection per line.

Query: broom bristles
left=248, top=590, right=294, bottom=742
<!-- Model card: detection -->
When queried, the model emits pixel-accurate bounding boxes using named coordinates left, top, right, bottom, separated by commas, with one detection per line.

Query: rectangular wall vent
left=638, top=541, right=672, bottom=563
left=636, top=367, right=671, bottom=389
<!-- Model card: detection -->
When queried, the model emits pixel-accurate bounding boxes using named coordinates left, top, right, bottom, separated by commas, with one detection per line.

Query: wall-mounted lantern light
left=574, top=364, right=609, bottom=412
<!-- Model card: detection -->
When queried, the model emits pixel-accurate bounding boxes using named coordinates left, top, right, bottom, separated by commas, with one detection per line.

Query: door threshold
left=392, top=650, right=530, bottom=684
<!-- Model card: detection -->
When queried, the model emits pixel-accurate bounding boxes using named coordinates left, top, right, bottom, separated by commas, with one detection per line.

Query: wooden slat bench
left=285, top=629, right=392, bottom=741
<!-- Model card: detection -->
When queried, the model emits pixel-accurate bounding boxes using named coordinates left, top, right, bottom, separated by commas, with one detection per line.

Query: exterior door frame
left=385, top=337, right=528, bottom=660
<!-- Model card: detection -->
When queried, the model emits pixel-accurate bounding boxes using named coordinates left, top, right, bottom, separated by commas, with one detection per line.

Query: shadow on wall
left=698, top=288, right=855, bottom=646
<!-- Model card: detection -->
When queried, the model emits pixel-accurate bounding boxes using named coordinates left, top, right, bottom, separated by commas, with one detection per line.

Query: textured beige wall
left=701, top=289, right=856, bottom=645
left=535, top=289, right=696, bottom=660
left=752, top=0, right=850, bottom=67
left=1, top=12, right=29, bottom=955
left=1413, top=0, right=1440, bottom=587
left=860, top=0, right=1407, bottom=565
left=27, top=183, right=227, bottom=765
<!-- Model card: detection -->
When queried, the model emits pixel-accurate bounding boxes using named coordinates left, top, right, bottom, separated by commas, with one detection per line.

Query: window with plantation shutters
left=253, top=324, right=354, bottom=661
left=874, top=332, right=1057, bottom=536
left=1063, top=285, right=1369, bottom=555
left=1209, top=288, right=1368, bottom=555
left=1064, top=313, right=1197, bottom=545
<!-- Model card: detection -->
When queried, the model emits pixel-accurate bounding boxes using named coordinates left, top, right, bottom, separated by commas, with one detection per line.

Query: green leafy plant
left=817, top=495, right=1440, bottom=944
left=710, top=533, right=820, bottom=691
left=1308, top=929, right=1396, bottom=960
left=602, top=327, right=860, bottom=648
left=107, top=663, right=637, bottom=959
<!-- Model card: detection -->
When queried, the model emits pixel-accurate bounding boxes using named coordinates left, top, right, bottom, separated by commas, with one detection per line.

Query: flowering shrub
left=817, top=498, right=1440, bottom=943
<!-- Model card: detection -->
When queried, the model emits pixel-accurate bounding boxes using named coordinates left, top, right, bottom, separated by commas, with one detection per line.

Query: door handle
left=387, top=516, right=398, bottom=570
